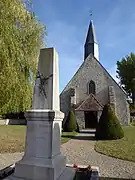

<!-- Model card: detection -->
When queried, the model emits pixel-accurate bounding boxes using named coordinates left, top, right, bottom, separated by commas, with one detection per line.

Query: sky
left=31, top=0, right=135, bottom=92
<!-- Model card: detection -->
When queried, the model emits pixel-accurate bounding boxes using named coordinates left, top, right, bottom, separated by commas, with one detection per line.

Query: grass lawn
left=61, top=131, right=77, bottom=144
left=0, top=125, right=77, bottom=153
left=95, top=126, right=135, bottom=162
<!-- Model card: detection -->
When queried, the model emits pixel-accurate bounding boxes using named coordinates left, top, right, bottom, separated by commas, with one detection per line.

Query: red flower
left=73, top=164, right=78, bottom=168
left=87, top=165, right=91, bottom=171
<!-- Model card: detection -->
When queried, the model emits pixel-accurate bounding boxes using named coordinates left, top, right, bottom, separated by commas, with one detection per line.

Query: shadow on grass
left=62, top=129, right=97, bottom=141
left=79, top=129, right=96, bottom=134
left=61, top=134, right=96, bottom=141
left=79, top=131, right=96, bottom=135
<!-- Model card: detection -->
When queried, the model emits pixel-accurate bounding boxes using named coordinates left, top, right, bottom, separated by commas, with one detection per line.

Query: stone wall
left=60, top=54, right=130, bottom=125
left=104, top=71, right=130, bottom=125
left=60, top=88, right=73, bottom=124
left=75, top=111, right=85, bottom=129
left=97, top=111, right=102, bottom=122
left=108, top=86, right=116, bottom=114
left=0, top=118, right=26, bottom=125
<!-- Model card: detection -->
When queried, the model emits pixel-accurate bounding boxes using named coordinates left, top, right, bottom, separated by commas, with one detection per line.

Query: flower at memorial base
left=73, top=163, right=78, bottom=169
left=85, top=165, right=92, bottom=178
left=87, top=165, right=91, bottom=171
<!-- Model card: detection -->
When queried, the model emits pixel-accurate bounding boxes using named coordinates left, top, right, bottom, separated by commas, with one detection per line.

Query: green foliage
left=63, top=111, right=77, bottom=132
left=116, top=53, right=135, bottom=103
left=95, top=126, right=135, bottom=162
left=61, top=131, right=77, bottom=144
left=0, top=0, right=45, bottom=115
left=129, top=103, right=135, bottom=111
left=131, top=121, right=135, bottom=126
left=96, top=104, right=124, bottom=140
left=130, top=116, right=135, bottom=126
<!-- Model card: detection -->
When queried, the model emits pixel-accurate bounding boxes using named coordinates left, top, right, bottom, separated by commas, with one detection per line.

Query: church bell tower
left=84, top=20, right=99, bottom=60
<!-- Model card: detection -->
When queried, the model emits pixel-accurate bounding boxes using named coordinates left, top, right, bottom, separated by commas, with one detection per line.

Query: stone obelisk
left=9, top=48, right=75, bottom=180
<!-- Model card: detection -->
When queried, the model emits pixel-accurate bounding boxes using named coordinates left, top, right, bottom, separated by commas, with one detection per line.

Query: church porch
left=74, top=93, right=103, bottom=130
left=75, top=110, right=102, bottom=130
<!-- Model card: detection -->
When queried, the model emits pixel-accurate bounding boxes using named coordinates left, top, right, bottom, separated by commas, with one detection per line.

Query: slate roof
left=85, top=20, right=98, bottom=45
left=61, top=53, right=127, bottom=97
left=75, top=93, right=103, bottom=111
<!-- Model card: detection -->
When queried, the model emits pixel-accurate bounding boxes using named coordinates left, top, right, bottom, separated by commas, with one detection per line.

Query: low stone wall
left=0, top=119, right=26, bottom=125
left=0, top=119, right=7, bottom=125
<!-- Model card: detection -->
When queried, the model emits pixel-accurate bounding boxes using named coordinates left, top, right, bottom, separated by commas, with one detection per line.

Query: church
left=60, top=20, right=130, bottom=129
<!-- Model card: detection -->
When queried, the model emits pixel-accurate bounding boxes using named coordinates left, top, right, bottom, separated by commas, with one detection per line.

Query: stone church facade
left=60, top=20, right=130, bottom=129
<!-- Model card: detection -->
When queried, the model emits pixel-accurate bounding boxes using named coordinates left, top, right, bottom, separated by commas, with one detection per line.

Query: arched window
left=88, top=80, right=96, bottom=95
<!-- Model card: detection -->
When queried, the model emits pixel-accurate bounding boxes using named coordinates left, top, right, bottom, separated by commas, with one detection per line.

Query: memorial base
left=6, top=110, right=75, bottom=180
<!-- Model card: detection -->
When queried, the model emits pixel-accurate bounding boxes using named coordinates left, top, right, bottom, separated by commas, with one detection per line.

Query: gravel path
left=0, top=152, right=23, bottom=170
left=0, top=130, right=135, bottom=179
left=62, top=130, right=135, bottom=179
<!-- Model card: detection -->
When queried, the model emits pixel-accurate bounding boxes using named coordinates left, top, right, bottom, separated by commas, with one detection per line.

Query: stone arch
left=88, top=80, right=96, bottom=95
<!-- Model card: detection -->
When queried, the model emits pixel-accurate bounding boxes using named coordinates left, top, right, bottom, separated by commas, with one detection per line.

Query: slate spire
left=84, top=20, right=99, bottom=60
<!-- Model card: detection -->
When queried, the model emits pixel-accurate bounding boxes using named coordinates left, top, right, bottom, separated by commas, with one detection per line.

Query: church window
left=88, top=80, right=96, bottom=95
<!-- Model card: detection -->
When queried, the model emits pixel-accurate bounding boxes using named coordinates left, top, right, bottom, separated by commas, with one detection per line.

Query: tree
left=63, top=111, right=77, bottom=132
left=116, top=53, right=135, bottom=104
left=0, top=0, right=45, bottom=116
left=96, top=104, right=124, bottom=140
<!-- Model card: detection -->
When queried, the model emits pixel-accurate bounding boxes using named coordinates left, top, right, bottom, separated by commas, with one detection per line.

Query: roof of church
left=61, top=54, right=127, bottom=96
left=85, top=20, right=98, bottom=45
left=75, top=93, right=103, bottom=111
left=61, top=19, right=127, bottom=97
left=93, top=55, right=127, bottom=96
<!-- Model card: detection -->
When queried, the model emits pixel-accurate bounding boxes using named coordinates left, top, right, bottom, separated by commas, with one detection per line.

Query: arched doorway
left=85, top=111, right=98, bottom=129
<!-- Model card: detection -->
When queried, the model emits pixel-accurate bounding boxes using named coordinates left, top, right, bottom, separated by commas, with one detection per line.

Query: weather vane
left=89, top=10, right=92, bottom=19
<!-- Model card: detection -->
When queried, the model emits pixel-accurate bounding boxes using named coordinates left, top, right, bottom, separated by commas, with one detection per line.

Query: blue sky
left=31, top=0, right=135, bottom=92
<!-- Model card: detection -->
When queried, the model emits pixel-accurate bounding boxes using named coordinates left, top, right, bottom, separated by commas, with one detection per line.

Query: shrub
left=129, top=103, right=135, bottom=111
left=63, top=111, right=77, bottom=132
left=96, top=104, right=124, bottom=140
left=131, top=120, right=135, bottom=126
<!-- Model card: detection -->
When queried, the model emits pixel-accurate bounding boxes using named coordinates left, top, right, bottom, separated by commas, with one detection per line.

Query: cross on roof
left=89, top=10, right=92, bottom=18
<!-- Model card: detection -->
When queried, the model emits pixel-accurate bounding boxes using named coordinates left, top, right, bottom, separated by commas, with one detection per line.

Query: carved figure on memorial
left=36, top=70, right=53, bottom=98
left=32, top=69, right=53, bottom=109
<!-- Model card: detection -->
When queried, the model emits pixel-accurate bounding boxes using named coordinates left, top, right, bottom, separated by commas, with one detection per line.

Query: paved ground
left=62, top=129, right=135, bottom=179
left=0, top=129, right=135, bottom=179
